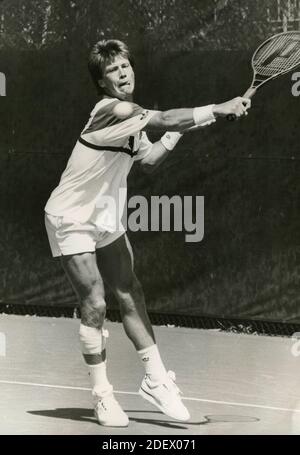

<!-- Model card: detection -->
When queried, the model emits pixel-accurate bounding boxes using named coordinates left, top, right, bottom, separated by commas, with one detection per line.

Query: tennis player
left=45, top=39, right=250, bottom=427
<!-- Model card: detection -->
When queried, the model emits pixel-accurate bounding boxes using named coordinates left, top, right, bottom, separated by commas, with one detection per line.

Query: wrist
left=193, top=104, right=216, bottom=125
left=160, top=132, right=183, bottom=151
left=212, top=104, right=221, bottom=118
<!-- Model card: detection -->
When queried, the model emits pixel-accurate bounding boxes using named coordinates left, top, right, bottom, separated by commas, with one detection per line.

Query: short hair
left=88, top=39, right=134, bottom=94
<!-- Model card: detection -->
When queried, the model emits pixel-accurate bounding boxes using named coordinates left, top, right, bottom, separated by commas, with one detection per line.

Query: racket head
left=228, top=31, right=300, bottom=122
left=250, top=30, right=300, bottom=89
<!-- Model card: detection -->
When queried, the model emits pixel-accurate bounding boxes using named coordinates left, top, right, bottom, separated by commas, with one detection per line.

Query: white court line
left=1, top=379, right=300, bottom=415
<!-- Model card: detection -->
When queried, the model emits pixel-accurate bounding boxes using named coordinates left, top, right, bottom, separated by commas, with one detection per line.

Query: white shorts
left=45, top=213, right=125, bottom=257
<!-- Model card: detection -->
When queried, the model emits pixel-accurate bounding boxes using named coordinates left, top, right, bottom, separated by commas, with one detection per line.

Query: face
left=99, top=55, right=135, bottom=100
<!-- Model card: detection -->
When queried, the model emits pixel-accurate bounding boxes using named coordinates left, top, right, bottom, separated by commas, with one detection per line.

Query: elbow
left=160, top=111, right=177, bottom=130
left=147, top=110, right=181, bottom=131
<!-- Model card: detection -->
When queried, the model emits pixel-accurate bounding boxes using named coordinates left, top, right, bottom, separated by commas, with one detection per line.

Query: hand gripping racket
left=228, top=30, right=300, bottom=120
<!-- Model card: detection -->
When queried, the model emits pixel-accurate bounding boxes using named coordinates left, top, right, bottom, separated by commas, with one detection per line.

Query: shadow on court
left=28, top=408, right=96, bottom=424
left=28, top=408, right=189, bottom=430
left=27, top=407, right=259, bottom=431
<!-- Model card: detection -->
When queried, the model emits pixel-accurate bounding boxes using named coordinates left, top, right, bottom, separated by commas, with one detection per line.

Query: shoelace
left=144, top=371, right=182, bottom=395
left=96, top=398, right=108, bottom=412
left=96, top=394, right=118, bottom=413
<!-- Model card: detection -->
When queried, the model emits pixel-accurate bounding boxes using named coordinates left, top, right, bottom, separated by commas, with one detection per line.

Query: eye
left=106, top=67, right=117, bottom=74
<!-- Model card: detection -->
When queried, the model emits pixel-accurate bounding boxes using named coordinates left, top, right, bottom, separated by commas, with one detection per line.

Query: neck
left=102, top=93, right=133, bottom=102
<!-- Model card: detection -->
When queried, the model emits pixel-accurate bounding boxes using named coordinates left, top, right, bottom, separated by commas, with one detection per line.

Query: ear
left=98, top=79, right=106, bottom=88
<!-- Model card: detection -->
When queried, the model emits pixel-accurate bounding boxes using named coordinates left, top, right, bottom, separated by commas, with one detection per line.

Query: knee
left=81, top=295, right=106, bottom=316
left=79, top=279, right=106, bottom=310
left=80, top=301, right=106, bottom=329
left=80, top=283, right=106, bottom=327
left=116, top=277, right=144, bottom=311
left=119, top=274, right=142, bottom=296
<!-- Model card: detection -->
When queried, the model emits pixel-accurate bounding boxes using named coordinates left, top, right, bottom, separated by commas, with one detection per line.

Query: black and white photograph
left=0, top=0, right=299, bottom=439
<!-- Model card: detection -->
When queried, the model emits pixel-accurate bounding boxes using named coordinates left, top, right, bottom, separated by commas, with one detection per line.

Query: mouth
left=119, top=81, right=130, bottom=88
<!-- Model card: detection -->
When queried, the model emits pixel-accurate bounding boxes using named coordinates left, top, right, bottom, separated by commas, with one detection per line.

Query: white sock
left=137, top=344, right=167, bottom=381
left=79, top=324, right=112, bottom=397
left=87, top=362, right=112, bottom=397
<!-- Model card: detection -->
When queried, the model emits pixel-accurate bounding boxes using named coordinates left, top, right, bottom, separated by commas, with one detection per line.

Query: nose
left=119, top=67, right=126, bottom=78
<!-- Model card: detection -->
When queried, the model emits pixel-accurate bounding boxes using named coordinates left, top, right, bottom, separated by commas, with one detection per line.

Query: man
left=45, top=39, right=250, bottom=427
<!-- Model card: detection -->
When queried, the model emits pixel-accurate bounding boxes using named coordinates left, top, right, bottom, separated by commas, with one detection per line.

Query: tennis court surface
left=0, top=314, right=299, bottom=435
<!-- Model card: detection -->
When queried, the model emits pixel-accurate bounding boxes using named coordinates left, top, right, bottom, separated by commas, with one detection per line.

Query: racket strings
left=255, top=33, right=299, bottom=63
left=256, top=44, right=300, bottom=74
left=253, top=32, right=300, bottom=77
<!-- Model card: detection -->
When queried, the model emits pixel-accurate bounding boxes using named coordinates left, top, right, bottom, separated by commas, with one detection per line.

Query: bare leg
left=60, top=251, right=110, bottom=373
left=96, top=235, right=190, bottom=422
left=61, top=252, right=106, bottom=329
left=96, top=234, right=155, bottom=351
left=60, top=251, right=129, bottom=427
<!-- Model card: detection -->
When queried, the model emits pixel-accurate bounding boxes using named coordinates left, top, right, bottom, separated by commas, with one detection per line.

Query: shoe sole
left=139, top=386, right=190, bottom=422
left=94, top=411, right=129, bottom=427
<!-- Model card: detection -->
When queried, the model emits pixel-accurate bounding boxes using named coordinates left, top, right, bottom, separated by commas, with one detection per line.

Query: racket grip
left=227, top=87, right=256, bottom=121
left=227, top=114, right=236, bottom=121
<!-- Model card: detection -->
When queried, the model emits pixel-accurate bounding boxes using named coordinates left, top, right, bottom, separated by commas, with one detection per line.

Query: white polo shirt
left=45, top=98, right=157, bottom=232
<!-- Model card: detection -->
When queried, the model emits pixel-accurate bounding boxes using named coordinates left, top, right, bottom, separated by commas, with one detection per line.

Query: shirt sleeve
left=82, top=100, right=159, bottom=146
left=101, top=108, right=158, bottom=143
left=134, top=131, right=153, bottom=161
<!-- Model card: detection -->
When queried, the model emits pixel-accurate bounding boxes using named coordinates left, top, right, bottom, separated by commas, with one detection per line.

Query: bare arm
left=144, top=109, right=196, bottom=132
left=139, top=139, right=174, bottom=174
left=144, top=97, right=251, bottom=132
left=139, top=97, right=251, bottom=173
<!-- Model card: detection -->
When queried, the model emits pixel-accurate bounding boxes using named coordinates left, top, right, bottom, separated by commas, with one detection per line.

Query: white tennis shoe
left=93, top=386, right=129, bottom=427
left=139, top=370, right=190, bottom=421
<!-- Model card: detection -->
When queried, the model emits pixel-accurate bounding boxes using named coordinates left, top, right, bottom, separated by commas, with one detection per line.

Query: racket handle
left=227, top=87, right=257, bottom=121
left=243, top=87, right=257, bottom=98
left=227, top=113, right=236, bottom=121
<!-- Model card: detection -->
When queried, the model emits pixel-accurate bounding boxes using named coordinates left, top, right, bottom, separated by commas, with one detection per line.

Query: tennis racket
left=228, top=30, right=300, bottom=120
